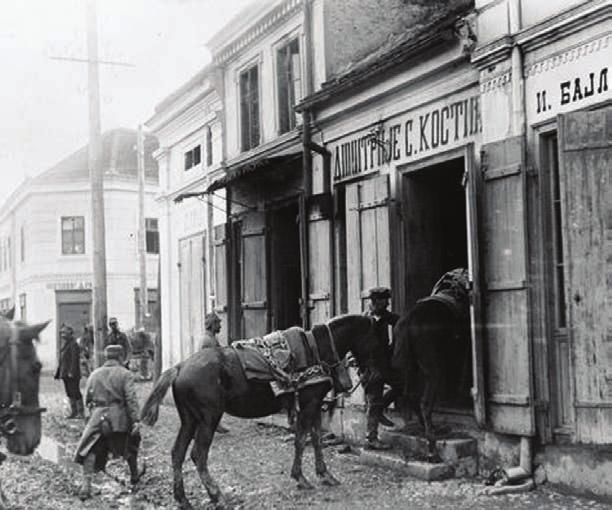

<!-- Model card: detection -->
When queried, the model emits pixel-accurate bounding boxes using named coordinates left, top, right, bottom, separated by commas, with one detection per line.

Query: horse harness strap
left=324, top=323, right=342, bottom=369
left=303, top=331, right=321, bottom=366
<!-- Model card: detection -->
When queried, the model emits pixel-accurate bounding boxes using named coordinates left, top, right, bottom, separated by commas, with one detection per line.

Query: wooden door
left=179, top=239, right=191, bottom=359
left=346, top=175, right=391, bottom=313
left=179, top=234, right=206, bottom=357
left=308, top=193, right=333, bottom=326
left=241, top=211, right=268, bottom=338
left=559, top=108, right=612, bottom=444
left=481, top=136, right=534, bottom=436
left=214, top=224, right=229, bottom=345
left=464, top=143, right=486, bottom=426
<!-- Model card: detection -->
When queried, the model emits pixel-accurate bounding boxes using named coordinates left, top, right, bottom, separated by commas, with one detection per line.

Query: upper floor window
left=146, top=218, right=160, bottom=254
left=61, top=216, right=85, bottom=255
left=184, top=145, right=201, bottom=171
left=206, top=126, right=213, bottom=167
left=20, top=225, right=25, bottom=263
left=240, top=64, right=260, bottom=151
left=277, top=38, right=301, bottom=134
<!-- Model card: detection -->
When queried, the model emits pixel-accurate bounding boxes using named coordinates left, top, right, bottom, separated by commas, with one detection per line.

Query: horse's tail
left=141, top=363, right=181, bottom=426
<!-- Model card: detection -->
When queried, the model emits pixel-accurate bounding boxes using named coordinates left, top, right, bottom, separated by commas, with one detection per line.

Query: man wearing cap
left=54, top=324, right=85, bottom=419
left=362, top=287, right=401, bottom=450
left=200, top=312, right=222, bottom=349
left=74, top=345, right=145, bottom=500
left=107, top=317, right=131, bottom=367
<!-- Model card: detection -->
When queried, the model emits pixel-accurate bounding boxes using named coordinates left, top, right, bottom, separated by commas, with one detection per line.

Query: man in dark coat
left=74, top=345, right=145, bottom=500
left=106, top=317, right=131, bottom=366
left=362, top=287, right=401, bottom=450
left=54, top=324, right=84, bottom=419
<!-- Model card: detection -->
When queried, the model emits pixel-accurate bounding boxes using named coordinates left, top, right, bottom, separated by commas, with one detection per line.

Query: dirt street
left=0, top=375, right=610, bottom=510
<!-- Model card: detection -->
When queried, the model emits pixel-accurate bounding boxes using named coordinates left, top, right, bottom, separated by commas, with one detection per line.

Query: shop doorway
left=402, top=156, right=471, bottom=410
left=55, top=290, right=91, bottom=361
left=268, top=201, right=302, bottom=330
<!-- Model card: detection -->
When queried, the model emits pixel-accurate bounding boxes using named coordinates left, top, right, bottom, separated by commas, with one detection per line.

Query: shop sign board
left=525, top=33, right=611, bottom=123
left=330, top=90, right=482, bottom=184
left=47, top=281, right=92, bottom=291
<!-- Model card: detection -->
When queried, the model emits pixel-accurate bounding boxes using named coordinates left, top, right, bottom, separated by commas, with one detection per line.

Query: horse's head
left=0, top=318, right=49, bottom=455
left=327, top=314, right=377, bottom=369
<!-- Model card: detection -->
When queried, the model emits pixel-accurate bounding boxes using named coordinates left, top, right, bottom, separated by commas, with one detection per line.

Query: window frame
left=61, top=216, right=86, bottom=255
left=275, top=36, right=302, bottom=135
left=184, top=144, right=202, bottom=171
left=145, top=217, right=160, bottom=255
left=238, top=60, right=262, bottom=152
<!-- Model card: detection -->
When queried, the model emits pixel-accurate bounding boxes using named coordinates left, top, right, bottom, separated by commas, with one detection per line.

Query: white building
left=0, top=128, right=160, bottom=370
left=146, top=66, right=226, bottom=368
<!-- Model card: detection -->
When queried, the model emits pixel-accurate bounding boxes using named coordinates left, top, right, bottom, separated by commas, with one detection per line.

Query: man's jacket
left=74, top=360, right=139, bottom=461
left=363, top=309, right=400, bottom=368
left=55, top=338, right=81, bottom=379
left=107, top=330, right=131, bottom=359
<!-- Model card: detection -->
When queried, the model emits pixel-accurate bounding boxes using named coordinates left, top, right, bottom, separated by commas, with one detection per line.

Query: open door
left=240, top=211, right=268, bottom=338
left=308, top=192, right=334, bottom=325
left=345, top=175, right=391, bottom=313
left=558, top=108, right=612, bottom=444
left=464, top=143, right=486, bottom=426
left=481, top=136, right=535, bottom=436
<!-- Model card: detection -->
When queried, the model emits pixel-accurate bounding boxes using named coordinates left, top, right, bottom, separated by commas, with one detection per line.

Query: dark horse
left=0, top=316, right=50, bottom=508
left=141, top=315, right=375, bottom=510
left=391, top=268, right=470, bottom=440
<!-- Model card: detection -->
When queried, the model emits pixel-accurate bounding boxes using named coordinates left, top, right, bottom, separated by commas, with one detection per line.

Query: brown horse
left=0, top=317, right=50, bottom=507
left=391, top=268, right=470, bottom=440
left=141, top=315, right=375, bottom=510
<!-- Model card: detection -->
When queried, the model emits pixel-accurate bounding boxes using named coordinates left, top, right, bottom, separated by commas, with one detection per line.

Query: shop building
left=297, top=0, right=611, bottom=498
left=0, top=128, right=160, bottom=369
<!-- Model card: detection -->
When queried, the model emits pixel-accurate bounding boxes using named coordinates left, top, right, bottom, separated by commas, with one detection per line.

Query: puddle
left=36, top=435, right=76, bottom=469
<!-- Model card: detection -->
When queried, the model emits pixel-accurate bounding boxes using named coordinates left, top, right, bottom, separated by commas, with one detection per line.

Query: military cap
left=60, top=324, right=74, bottom=335
left=368, top=287, right=391, bottom=300
left=108, top=317, right=118, bottom=325
left=104, top=344, right=124, bottom=360
left=205, top=312, right=221, bottom=329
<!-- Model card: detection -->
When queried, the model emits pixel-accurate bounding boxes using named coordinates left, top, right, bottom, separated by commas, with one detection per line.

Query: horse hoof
left=297, top=479, right=315, bottom=490
left=320, top=473, right=341, bottom=486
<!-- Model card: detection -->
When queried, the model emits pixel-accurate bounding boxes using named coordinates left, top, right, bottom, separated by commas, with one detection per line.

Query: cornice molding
left=480, top=69, right=511, bottom=94
left=211, top=0, right=303, bottom=65
left=524, top=31, right=611, bottom=78
left=471, top=35, right=513, bottom=69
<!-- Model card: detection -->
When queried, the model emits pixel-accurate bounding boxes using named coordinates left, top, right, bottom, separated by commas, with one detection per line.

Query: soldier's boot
left=66, top=399, right=78, bottom=419
left=379, top=388, right=396, bottom=427
left=365, top=406, right=391, bottom=451
left=78, top=456, right=94, bottom=500
left=128, top=455, right=146, bottom=485
left=75, top=399, right=85, bottom=419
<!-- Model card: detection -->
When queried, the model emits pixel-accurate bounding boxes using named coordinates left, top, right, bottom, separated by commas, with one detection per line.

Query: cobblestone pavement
left=0, top=375, right=610, bottom=509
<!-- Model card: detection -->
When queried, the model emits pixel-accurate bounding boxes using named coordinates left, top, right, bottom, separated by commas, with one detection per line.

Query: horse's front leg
left=290, top=396, right=314, bottom=490
left=311, top=411, right=340, bottom=487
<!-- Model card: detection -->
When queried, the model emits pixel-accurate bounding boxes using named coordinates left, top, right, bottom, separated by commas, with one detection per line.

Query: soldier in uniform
left=362, top=287, right=401, bottom=450
left=199, top=312, right=221, bottom=349
left=54, top=324, right=85, bottom=419
left=106, top=317, right=131, bottom=366
left=74, top=344, right=145, bottom=500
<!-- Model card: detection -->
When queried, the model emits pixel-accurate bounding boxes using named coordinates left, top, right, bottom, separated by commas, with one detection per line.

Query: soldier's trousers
left=363, top=367, right=403, bottom=441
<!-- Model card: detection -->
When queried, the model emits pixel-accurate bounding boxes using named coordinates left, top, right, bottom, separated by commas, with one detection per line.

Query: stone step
left=359, top=449, right=454, bottom=481
left=379, top=430, right=478, bottom=477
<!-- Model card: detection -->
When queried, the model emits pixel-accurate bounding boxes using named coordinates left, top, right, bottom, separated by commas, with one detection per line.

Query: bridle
left=0, top=322, right=45, bottom=439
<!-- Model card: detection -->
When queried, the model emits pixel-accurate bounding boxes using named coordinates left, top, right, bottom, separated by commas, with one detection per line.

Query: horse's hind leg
left=291, top=404, right=315, bottom=490
left=311, top=411, right=340, bottom=487
left=172, top=420, right=196, bottom=510
left=191, top=416, right=227, bottom=509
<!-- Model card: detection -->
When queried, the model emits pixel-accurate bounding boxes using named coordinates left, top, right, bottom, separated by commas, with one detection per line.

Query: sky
left=0, top=0, right=256, bottom=202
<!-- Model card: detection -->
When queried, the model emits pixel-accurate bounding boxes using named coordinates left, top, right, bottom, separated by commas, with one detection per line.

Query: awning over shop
left=205, top=149, right=302, bottom=193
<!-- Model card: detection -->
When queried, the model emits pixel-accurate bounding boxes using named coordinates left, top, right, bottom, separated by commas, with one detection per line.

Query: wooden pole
left=137, top=125, right=148, bottom=327
left=87, top=0, right=108, bottom=368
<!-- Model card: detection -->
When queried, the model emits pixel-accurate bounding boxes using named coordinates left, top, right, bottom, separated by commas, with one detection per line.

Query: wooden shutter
left=214, top=224, right=229, bottom=345
left=481, top=136, right=534, bottom=436
left=250, top=66, right=260, bottom=149
left=308, top=193, right=333, bottom=326
left=464, top=143, right=486, bottom=426
left=189, top=235, right=206, bottom=354
left=178, top=239, right=191, bottom=359
left=346, top=175, right=391, bottom=313
left=559, top=108, right=612, bottom=443
left=241, top=211, right=268, bottom=338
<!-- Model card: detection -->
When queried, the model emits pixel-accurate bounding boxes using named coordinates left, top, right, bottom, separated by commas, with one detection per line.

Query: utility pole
left=137, top=125, right=148, bottom=327
left=87, top=0, right=108, bottom=368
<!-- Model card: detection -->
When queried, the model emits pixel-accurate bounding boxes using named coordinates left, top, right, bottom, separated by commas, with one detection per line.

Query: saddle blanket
left=231, top=327, right=332, bottom=396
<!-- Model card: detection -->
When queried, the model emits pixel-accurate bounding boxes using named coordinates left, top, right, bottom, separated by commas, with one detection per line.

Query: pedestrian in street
left=199, top=312, right=221, bottom=349
left=77, top=324, right=94, bottom=378
left=73, top=344, right=145, bottom=501
left=361, top=287, right=401, bottom=450
left=106, top=317, right=131, bottom=367
left=54, top=324, right=85, bottom=419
